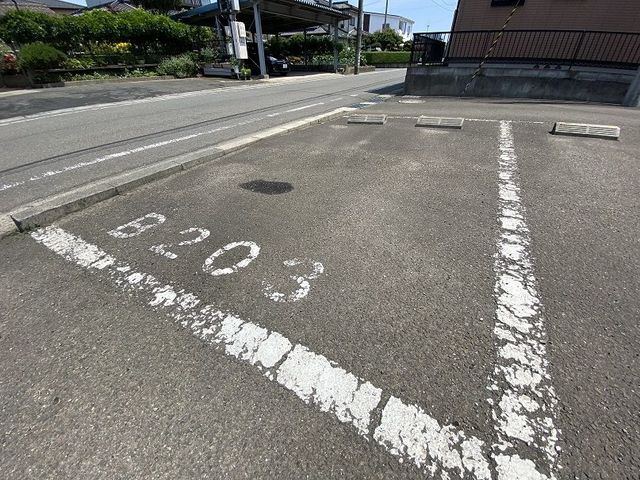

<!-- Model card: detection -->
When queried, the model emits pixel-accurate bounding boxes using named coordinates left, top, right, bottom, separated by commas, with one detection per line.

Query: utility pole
left=383, top=0, right=388, bottom=29
left=354, top=0, right=363, bottom=74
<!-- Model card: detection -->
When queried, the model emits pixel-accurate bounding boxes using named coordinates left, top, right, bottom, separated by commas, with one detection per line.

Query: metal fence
left=411, top=30, right=640, bottom=70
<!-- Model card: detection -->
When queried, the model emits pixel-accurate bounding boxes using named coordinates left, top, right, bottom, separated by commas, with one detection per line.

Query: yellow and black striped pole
left=461, top=0, right=524, bottom=95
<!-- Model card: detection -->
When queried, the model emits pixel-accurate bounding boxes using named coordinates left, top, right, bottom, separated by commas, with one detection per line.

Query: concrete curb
left=0, top=215, right=17, bottom=240
left=4, top=106, right=355, bottom=235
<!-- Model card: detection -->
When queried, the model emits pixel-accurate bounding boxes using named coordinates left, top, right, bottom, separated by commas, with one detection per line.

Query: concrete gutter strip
left=4, top=107, right=355, bottom=234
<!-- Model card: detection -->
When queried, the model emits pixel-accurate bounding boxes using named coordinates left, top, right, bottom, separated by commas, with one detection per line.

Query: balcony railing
left=411, top=30, right=640, bottom=70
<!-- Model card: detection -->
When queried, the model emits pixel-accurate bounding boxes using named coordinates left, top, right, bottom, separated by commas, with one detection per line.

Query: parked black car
left=247, top=44, right=290, bottom=76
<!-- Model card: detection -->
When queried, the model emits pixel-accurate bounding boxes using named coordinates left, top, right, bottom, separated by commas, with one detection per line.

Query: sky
left=62, top=0, right=457, bottom=32
left=362, top=0, right=456, bottom=31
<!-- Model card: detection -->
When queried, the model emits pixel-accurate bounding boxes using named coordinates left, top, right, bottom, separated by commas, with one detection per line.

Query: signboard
left=231, top=21, right=248, bottom=60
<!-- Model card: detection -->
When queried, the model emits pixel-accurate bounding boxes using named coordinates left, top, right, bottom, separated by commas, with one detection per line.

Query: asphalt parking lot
left=1, top=98, right=638, bottom=479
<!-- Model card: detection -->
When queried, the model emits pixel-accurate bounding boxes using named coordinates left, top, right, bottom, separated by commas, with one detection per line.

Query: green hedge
left=18, top=41, right=67, bottom=70
left=267, top=34, right=342, bottom=57
left=363, top=51, right=410, bottom=65
left=0, top=9, right=213, bottom=55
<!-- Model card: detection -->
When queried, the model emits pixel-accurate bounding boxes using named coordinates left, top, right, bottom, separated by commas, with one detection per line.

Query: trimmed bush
left=157, top=53, right=198, bottom=78
left=18, top=42, right=67, bottom=71
left=309, top=46, right=364, bottom=67
left=363, top=51, right=410, bottom=65
left=362, top=29, right=405, bottom=51
left=0, top=10, right=214, bottom=55
left=267, top=34, right=342, bottom=58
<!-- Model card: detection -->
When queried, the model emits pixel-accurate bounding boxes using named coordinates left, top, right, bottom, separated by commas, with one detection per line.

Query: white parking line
left=384, top=116, right=545, bottom=124
left=25, top=117, right=561, bottom=479
left=489, top=121, right=560, bottom=480
left=31, top=226, right=492, bottom=480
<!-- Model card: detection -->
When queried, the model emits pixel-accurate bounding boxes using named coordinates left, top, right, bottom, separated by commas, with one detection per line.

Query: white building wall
left=365, top=12, right=414, bottom=41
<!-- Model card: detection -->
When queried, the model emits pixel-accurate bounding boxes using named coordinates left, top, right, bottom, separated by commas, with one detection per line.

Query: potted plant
left=240, top=66, right=252, bottom=80
left=1, top=51, right=29, bottom=88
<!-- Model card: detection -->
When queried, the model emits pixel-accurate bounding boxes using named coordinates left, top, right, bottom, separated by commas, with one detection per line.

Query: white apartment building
left=331, top=1, right=415, bottom=41
left=363, top=11, right=414, bottom=41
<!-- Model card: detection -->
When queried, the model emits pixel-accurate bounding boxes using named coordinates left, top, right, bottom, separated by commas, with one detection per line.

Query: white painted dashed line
left=0, top=102, right=338, bottom=192
left=284, top=102, right=325, bottom=113
left=0, top=122, right=243, bottom=192
left=31, top=226, right=492, bottom=480
left=489, top=121, right=560, bottom=480
left=0, top=89, right=43, bottom=98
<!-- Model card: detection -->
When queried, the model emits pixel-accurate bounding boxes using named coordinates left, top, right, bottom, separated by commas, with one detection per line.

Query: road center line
left=0, top=122, right=243, bottom=192
left=31, top=226, right=492, bottom=480
left=489, top=121, right=560, bottom=479
left=284, top=102, right=325, bottom=113
left=0, top=70, right=404, bottom=128
left=0, top=101, right=338, bottom=192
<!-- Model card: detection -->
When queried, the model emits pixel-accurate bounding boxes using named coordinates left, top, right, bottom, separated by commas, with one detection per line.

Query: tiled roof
left=74, top=0, right=137, bottom=13
left=0, top=0, right=56, bottom=15
left=36, top=0, right=80, bottom=9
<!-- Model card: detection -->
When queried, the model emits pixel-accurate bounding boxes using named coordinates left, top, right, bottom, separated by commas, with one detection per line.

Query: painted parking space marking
left=383, top=116, right=546, bottom=125
left=31, top=226, right=492, bottom=479
left=202, top=241, right=261, bottom=276
left=110, top=212, right=326, bottom=303
left=262, top=259, right=325, bottom=303
left=28, top=120, right=561, bottom=479
left=489, top=121, right=560, bottom=480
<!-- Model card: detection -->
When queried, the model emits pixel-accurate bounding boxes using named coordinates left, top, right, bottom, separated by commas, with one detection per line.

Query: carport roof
left=173, top=0, right=350, bottom=32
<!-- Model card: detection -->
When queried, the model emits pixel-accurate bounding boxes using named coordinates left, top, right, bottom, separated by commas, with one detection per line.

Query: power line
left=429, top=0, right=454, bottom=12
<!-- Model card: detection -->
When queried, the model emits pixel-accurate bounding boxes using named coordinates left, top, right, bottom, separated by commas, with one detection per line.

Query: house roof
left=364, top=11, right=415, bottom=24
left=280, top=24, right=353, bottom=37
left=174, top=0, right=350, bottom=32
left=36, top=0, right=81, bottom=9
left=73, top=0, right=137, bottom=13
left=0, top=0, right=56, bottom=15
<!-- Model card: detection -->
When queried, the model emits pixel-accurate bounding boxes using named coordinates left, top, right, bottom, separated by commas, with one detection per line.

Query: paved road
left=1, top=98, right=638, bottom=479
left=0, top=70, right=405, bottom=213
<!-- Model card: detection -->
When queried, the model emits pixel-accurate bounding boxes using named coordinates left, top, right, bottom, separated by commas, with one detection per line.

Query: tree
left=362, top=27, right=404, bottom=51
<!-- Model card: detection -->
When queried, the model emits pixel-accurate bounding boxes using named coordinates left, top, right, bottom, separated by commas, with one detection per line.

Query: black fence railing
left=411, top=30, right=640, bottom=70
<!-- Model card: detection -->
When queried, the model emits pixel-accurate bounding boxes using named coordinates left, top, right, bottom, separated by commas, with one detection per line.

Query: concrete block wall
left=404, top=66, right=636, bottom=105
